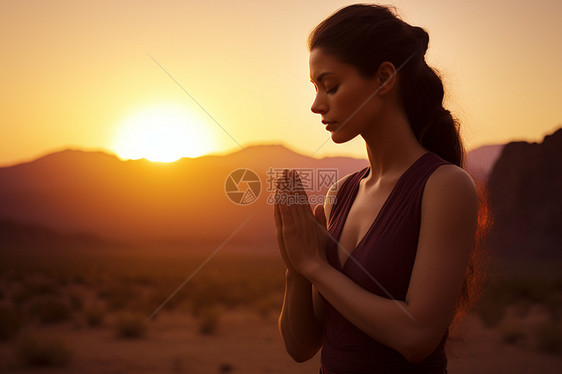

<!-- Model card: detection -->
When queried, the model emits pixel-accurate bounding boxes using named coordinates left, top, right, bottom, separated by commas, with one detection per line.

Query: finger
left=287, top=170, right=306, bottom=221
left=282, top=169, right=295, bottom=207
left=274, top=190, right=295, bottom=270
left=313, top=204, right=327, bottom=228
left=275, top=170, right=285, bottom=191
left=277, top=187, right=293, bottom=226
left=286, top=169, right=311, bottom=224
left=273, top=189, right=283, bottom=228
left=292, top=169, right=306, bottom=193
left=292, top=170, right=314, bottom=219
left=277, top=170, right=289, bottom=202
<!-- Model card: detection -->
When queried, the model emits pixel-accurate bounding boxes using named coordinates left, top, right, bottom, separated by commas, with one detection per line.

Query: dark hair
left=308, top=3, right=464, bottom=167
left=309, top=3, right=487, bottom=333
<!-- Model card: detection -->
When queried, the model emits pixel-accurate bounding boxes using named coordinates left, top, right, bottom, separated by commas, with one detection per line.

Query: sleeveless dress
left=319, top=152, right=450, bottom=374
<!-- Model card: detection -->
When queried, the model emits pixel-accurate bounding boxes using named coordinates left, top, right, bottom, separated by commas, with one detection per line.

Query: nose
left=310, top=93, right=328, bottom=115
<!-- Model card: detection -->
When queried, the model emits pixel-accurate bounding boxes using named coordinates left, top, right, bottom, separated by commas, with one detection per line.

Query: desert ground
left=0, top=244, right=560, bottom=373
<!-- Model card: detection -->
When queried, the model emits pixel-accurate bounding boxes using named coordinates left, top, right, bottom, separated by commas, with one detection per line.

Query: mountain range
left=0, top=131, right=559, bottom=265
left=0, top=144, right=368, bottom=248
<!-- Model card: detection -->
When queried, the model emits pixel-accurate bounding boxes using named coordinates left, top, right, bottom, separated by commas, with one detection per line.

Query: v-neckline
left=336, top=152, right=430, bottom=270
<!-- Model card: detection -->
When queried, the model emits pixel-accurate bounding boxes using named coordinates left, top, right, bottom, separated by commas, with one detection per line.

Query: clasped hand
left=273, top=169, right=330, bottom=277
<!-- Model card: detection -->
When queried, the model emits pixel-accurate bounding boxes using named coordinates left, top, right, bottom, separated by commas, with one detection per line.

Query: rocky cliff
left=488, top=128, right=562, bottom=260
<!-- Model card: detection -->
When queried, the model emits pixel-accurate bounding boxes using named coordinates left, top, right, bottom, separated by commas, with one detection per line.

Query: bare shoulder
left=425, top=164, right=478, bottom=196
left=423, top=164, right=479, bottom=217
left=323, top=171, right=355, bottom=223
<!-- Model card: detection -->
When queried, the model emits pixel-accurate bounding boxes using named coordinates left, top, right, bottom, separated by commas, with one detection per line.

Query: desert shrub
left=188, top=280, right=225, bottom=311
left=0, top=305, right=24, bottom=340
left=28, top=297, right=71, bottom=324
left=114, top=312, right=146, bottom=339
left=475, top=299, right=506, bottom=328
left=545, top=293, right=562, bottom=321
left=130, top=275, right=155, bottom=287
left=12, top=288, right=30, bottom=306
left=27, top=277, right=60, bottom=295
left=178, top=254, right=284, bottom=311
left=196, top=305, right=222, bottom=335
left=72, top=273, right=87, bottom=285
left=219, top=362, right=233, bottom=373
left=98, top=284, right=137, bottom=311
left=84, top=304, right=106, bottom=327
left=142, top=286, right=187, bottom=316
left=15, top=278, right=60, bottom=303
left=508, top=279, right=552, bottom=303
left=68, top=291, right=83, bottom=312
left=512, top=299, right=533, bottom=318
left=253, top=293, right=282, bottom=319
left=14, top=333, right=72, bottom=367
left=535, top=320, right=562, bottom=355
left=172, top=355, right=183, bottom=373
left=474, top=277, right=554, bottom=328
left=480, top=278, right=561, bottom=308
left=499, top=322, right=526, bottom=345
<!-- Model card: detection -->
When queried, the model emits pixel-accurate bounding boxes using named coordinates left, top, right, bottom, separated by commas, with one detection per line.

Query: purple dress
left=319, top=152, right=450, bottom=374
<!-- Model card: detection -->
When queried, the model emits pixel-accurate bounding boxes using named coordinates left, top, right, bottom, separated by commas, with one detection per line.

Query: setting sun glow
left=113, top=105, right=215, bottom=162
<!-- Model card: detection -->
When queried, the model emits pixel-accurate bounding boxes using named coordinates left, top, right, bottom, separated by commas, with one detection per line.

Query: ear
left=376, top=61, right=398, bottom=96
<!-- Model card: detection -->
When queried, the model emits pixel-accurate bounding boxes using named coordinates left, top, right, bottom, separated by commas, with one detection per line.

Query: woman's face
left=309, top=48, right=382, bottom=143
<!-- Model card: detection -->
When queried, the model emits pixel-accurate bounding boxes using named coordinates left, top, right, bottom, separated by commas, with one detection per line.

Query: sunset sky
left=1, top=0, right=561, bottom=166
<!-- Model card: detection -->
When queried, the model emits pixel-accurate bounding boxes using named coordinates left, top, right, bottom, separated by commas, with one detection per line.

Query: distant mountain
left=0, top=219, right=107, bottom=252
left=488, top=128, right=562, bottom=260
left=0, top=144, right=368, bottom=247
left=4, top=132, right=560, bottom=263
left=465, top=144, right=504, bottom=183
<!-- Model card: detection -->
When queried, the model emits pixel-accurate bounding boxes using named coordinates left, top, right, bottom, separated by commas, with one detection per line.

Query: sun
left=113, top=105, right=215, bottom=162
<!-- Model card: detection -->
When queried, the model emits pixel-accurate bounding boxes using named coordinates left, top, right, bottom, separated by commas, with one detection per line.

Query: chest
left=336, top=182, right=394, bottom=268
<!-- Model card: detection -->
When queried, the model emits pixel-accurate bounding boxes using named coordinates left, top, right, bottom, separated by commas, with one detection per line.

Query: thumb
left=313, top=204, right=327, bottom=228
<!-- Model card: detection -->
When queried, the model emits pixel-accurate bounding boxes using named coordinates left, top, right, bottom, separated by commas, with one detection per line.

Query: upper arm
left=405, top=165, right=479, bottom=345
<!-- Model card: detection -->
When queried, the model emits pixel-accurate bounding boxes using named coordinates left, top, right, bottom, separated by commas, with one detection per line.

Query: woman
left=273, top=4, right=481, bottom=374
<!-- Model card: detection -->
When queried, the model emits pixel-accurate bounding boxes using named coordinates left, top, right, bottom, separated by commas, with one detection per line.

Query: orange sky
left=1, top=0, right=561, bottom=166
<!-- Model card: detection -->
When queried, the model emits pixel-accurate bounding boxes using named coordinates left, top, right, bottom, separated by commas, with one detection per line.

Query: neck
left=361, top=103, right=426, bottom=187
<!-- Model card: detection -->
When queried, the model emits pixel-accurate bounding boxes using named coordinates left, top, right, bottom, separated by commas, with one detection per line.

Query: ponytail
left=399, top=26, right=464, bottom=167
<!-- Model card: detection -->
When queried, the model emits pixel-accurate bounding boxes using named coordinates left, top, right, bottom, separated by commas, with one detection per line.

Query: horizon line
left=1, top=128, right=560, bottom=168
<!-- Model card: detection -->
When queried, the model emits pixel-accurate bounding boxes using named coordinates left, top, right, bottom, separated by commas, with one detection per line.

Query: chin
left=331, top=136, right=347, bottom=144
left=330, top=130, right=355, bottom=144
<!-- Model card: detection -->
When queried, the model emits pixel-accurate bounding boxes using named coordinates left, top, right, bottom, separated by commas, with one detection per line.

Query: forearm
left=305, top=263, right=441, bottom=363
left=278, top=269, right=323, bottom=362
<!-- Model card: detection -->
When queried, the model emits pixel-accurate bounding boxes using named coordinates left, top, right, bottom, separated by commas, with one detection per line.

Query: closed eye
left=326, top=85, right=339, bottom=94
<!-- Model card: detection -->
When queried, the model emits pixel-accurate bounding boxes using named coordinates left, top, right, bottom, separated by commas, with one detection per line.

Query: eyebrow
left=311, top=72, right=336, bottom=83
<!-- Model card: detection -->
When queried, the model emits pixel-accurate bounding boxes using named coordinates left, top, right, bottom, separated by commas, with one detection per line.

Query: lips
left=323, top=120, right=337, bottom=131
